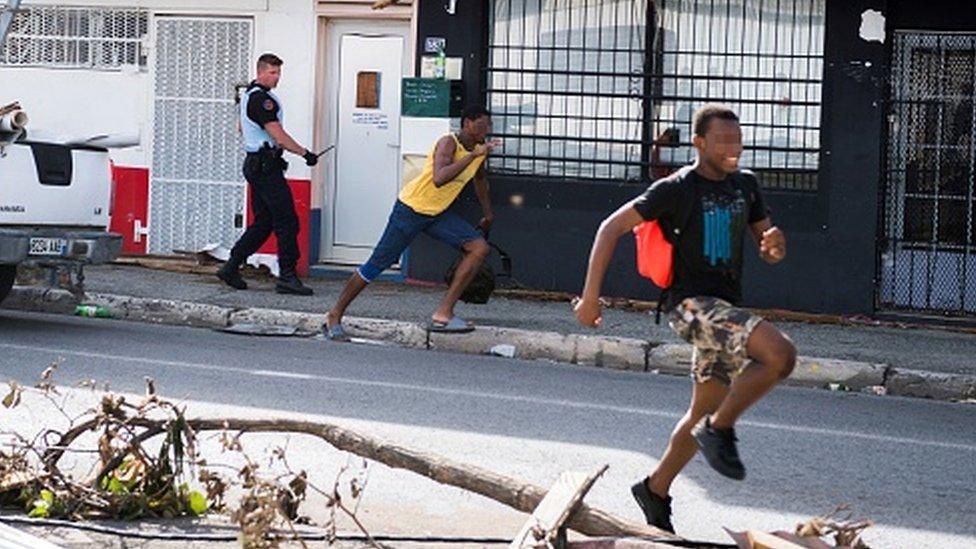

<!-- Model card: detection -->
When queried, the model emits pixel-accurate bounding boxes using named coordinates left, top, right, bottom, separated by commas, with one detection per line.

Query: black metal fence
left=878, top=32, right=976, bottom=315
left=651, top=0, right=823, bottom=191
left=487, top=0, right=649, bottom=181
left=486, top=0, right=825, bottom=191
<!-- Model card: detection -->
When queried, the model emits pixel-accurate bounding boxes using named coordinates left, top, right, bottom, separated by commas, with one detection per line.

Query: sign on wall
left=401, top=77, right=449, bottom=118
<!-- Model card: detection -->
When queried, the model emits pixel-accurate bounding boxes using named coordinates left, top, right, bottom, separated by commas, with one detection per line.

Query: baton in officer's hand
left=303, top=145, right=334, bottom=167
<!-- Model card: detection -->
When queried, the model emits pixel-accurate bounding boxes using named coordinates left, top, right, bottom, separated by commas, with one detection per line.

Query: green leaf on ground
left=2, top=381, right=21, bottom=409
left=106, top=476, right=128, bottom=495
left=28, top=491, right=54, bottom=518
left=187, top=490, right=208, bottom=516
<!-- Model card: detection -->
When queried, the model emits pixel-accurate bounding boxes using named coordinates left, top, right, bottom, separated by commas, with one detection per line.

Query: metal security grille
left=149, top=17, right=251, bottom=255
left=487, top=0, right=649, bottom=181
left=878, top=32, right=976, bottom=315
left=485, top=0, right=825, bottom=188
left=0, top=5, right=147, bottom=69
left=652, top=0, right=824, bottom=191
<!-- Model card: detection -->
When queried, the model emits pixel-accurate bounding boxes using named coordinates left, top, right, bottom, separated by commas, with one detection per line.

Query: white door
left=323, top=20, right=409, bottom=264
left=148, top=17, right=251, bottom=255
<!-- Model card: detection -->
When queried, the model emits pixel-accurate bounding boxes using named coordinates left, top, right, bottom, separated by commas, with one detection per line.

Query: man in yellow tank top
left=323, top=105, right=500, bottom=339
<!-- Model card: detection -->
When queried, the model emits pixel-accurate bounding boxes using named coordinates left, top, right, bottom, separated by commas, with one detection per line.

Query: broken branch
left=46, top=416, right=675, bottom=540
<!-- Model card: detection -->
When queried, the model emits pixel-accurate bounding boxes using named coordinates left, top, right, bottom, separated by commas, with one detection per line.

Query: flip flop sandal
left=323, top=322, right=350, bottom=342
left=429, top=316, right=475, bottom=334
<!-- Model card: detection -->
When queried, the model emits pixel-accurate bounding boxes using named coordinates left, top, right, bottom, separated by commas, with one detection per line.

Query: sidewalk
left=5, top=262, right=976, bottom=402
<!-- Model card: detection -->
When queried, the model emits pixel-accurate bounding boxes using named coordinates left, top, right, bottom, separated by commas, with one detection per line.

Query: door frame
left=314, top=10, right=416, bottom=266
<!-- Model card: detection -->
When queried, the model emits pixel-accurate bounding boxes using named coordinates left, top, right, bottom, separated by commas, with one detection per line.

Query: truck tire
left=0, top=264, right=15, bottom=304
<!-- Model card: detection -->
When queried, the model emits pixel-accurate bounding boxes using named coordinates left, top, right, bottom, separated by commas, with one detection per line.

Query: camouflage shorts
left=668, top=296, right=764, bottom=386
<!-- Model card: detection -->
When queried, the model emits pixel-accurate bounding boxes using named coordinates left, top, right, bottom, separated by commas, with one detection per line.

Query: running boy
left=574, top=104, right=796, bottom=533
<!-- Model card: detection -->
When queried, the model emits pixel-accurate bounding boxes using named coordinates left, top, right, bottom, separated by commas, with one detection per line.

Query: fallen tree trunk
left=46, top=416, right=678, bottom=541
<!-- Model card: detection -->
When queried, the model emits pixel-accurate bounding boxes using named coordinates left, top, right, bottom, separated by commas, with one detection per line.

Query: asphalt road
left=1, top=310, right=974, bottom=548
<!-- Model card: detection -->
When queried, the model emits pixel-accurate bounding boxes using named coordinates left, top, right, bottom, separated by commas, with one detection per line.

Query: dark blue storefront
left=407, top=0, right=976, bottom=318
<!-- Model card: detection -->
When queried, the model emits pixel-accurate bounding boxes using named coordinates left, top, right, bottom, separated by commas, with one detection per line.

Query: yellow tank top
left=398, top=133, right=485, bottom=216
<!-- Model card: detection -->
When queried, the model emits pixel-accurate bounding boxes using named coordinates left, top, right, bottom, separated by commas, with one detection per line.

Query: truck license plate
left=29, top=237, right=67, bottom=256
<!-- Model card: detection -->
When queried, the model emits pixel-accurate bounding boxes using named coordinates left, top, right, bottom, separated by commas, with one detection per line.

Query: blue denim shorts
left=358, top=200, right=482, bottom=282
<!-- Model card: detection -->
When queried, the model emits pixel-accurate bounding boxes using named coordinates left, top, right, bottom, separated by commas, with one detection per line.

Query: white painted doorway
left=321, top=20, right=410, bottom=265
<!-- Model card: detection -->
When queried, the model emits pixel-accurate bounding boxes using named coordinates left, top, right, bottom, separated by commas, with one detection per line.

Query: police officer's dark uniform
left=217, top=79, right=318, bottom=295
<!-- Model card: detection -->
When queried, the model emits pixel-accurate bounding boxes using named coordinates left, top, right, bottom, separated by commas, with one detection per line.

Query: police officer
left=218, top=53, right=317, bottom=295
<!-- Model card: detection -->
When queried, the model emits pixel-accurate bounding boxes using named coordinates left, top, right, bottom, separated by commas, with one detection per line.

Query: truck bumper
left=0, top=229, right=29, bottom=264
left=0, top=229, right=122, bottom=265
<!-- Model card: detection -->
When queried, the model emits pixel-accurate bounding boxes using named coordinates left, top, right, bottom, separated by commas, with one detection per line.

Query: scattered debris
left=220, top=323, right=304, bottom=337
left=5, top=365, right=885, bottom=549
left=2, top=367, right=674, bottom=547
left=795, top=504, right=874, bottom=548
left=511, top=465, right=608, bottom=548
left=73, top=304, right=112, bottom=318
left=861, top=385, right=887, bottom=396
left=490, top=343, right=517, bottom=358
left=0, top=371, right=377, bottom=549
left=726, top=504, right=873, bottom=549
left=726, top=529, right=821, bottom=549
left=113, top=254, right=273, bottom=280
left=197, top=243, right=280, bottom=277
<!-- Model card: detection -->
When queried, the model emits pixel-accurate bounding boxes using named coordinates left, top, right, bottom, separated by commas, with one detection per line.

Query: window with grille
left=487, top=0, right=649, bottom=181
left=878, top=32, right=976, bottom=314
left=0, top=5, right=148, bottom=70
left=890, top=35, right=976, bottom=248
left=652, top=0, right=825, bottom=191
left=486, top=0, right=825, bottom=190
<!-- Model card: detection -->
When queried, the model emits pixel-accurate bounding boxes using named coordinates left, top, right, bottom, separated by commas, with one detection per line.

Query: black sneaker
left=216, top=264, right=247, bottom=290
left=630, top=479, right=674, bottom=534
left=275, top=274, right=314, bottom=296
left=692, top=417, right=746, bottom=480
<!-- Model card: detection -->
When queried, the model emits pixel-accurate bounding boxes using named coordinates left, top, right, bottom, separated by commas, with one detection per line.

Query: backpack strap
left=655, top=180, right=698, bottom=324
left=666, top=178, right=698, bottom=244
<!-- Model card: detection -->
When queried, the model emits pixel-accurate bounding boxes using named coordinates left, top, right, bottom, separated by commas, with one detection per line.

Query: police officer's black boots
left=275, top=269, right=314, bottom=296
left=216, top=262, right=247, bottom=290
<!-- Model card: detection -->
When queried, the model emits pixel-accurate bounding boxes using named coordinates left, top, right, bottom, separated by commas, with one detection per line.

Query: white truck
left=0, top=0, right=123, bottom=304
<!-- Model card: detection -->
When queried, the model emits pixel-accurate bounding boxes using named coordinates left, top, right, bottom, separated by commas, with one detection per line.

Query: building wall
left=0, top=0, right=319, bottom=263
left=258, top=0, right=317, bottom=183
left=886, top=0, right=973, bottom=32
left=1, top=0, right=310, bottom=174
left=409, top=0, right=901, bottom=314
left=815, top=0, right=887, bottom=313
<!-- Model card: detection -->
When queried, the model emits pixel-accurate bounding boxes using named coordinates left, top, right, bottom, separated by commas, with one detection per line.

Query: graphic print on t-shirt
left=701, top=192, right=747, bottom=268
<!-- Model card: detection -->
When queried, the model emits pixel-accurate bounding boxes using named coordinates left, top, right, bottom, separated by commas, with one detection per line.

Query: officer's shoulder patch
left=263, top=99, right=276, bottom=111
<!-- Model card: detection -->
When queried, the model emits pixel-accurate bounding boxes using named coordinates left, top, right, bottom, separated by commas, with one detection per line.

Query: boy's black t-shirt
left=632, top=167, right=769, bottom=309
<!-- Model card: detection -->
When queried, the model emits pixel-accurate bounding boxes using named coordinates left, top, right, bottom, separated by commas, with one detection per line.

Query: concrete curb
left=646, top=343, right=888, bottom=390
left=4, top=287, right=974, bottom=402
left=885, top=368, right=976, bottom=401
left=2, top=286, right=78, bottom=314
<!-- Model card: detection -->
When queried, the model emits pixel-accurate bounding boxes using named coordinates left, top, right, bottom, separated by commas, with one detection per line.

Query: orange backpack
left=632, top=182, right=696, bottom=322
left=634, top=220, right=675, bottom=288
